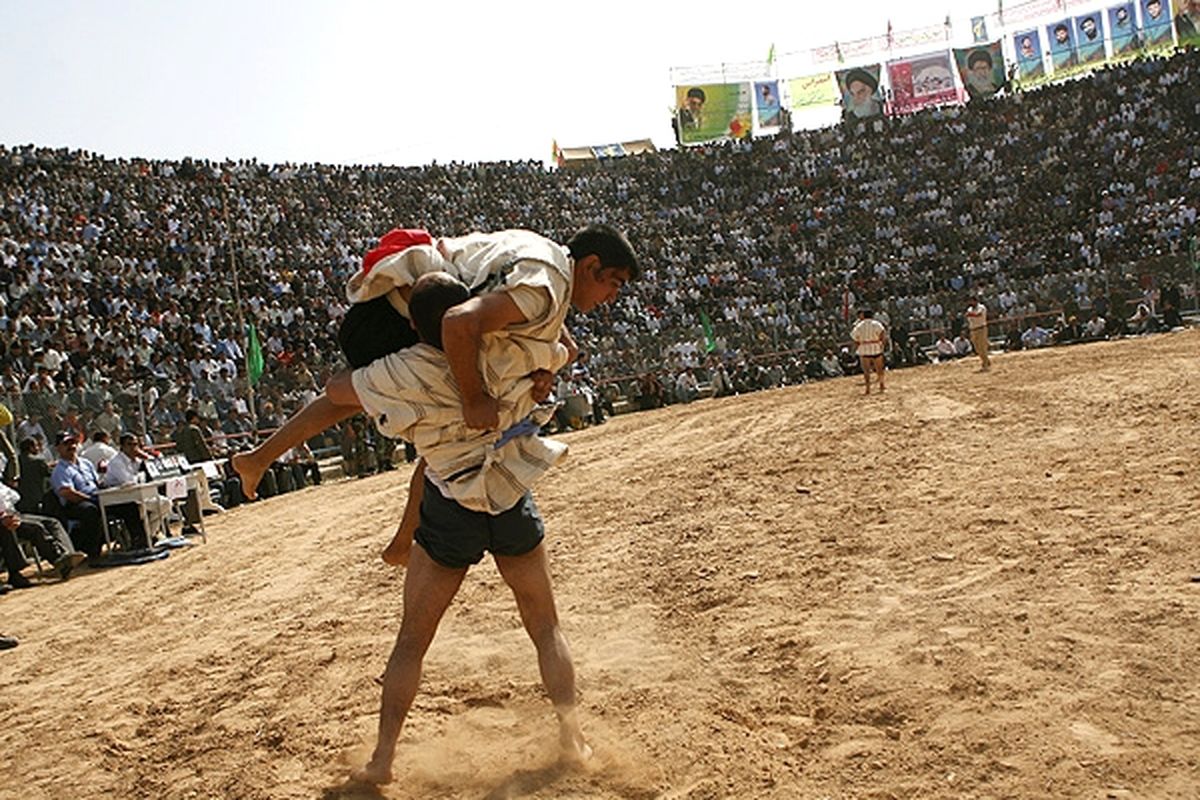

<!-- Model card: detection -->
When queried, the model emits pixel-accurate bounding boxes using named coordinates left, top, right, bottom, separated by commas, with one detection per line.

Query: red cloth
left=361, top=228, right=433, bottom=275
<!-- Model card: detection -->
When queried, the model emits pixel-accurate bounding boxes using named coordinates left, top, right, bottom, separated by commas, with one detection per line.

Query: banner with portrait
left=1074, top=13, right=1107, bottom=64
left=674, top=83, right=752, bottom=145
left=1175, top=0, right=1200, bottom=45
left=834, top=64, right=884, bottom=120
left=1046, top=18, right=1079, bottom=71
left=1141, top=0, right=1175, bottom=46
left=954, top=42, right=1006, bottom=101
left=787, top=73, right=838, bottom=110
left=1108, top=2, right=1142, bottom=53
left=1013, top=29, right=1047, bottom=79
left=971, top=16, right=989, bottom=42
left=754, top=81, right=782, bottom=131
left=886, top=51, right=957, bottom=115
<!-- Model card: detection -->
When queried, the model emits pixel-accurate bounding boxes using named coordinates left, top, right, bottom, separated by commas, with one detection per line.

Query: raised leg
left=232, top=371, right=361, bottom=499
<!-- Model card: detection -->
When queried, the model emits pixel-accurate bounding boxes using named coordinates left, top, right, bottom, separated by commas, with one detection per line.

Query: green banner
left=674, top=83, right=752, bottom=144
left=246, top=322, right=264, bottom=386
left=787, top=73, right=837, bottom=109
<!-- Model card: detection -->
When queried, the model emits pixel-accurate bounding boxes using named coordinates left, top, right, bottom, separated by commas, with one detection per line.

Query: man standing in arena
left=966, top=296, right=991, bottom=372
left=850, top=308, right=887, bottom=394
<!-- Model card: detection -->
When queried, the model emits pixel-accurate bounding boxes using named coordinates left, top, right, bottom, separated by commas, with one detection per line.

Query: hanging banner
left=1108, top=3, right=1142, bottom=53
left=1014, top=29, right=1047, bottom=79
left=674, top=83, right=752, bottom=145
left=1140, top=0, right=1175, bottom=47
left=954, top=41, right=1006, bottom=101
left=1046, top=18, right=1079, bottom=71
left=886, top=51, right=957, bottom=114
left=787, top=73, right=838, bottom=109
left=754, top=81, right=782, bottom=130
left=834, top=64, right=884, bottom=120
left=1175, top=0, right=1199, bottom=45
left=971, top=16, right=990, bottom=42
left=1074, top=13, right=1107, bottom=63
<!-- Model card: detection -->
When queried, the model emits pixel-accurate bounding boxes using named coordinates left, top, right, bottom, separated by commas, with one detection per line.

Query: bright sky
left=0, top=0, right=1111, bottom=168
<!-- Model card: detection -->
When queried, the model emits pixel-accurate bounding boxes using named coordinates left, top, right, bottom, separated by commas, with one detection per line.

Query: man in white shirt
left=103, top=434, right=172, bottom=539
left=850, top=308, right=887, bottom=394
left=79, top=430, right=118, bottom=471
left=965, top=297, right=991, bottom=371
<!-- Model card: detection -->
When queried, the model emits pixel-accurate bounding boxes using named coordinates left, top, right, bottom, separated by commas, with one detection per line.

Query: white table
left=97, top=472, right=206, bottom=548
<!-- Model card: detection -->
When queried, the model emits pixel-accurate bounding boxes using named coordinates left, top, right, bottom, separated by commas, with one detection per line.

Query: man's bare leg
left=352, top=545, right=468, bottom=785
left=860, top=358, right=871, bottom=395
left=232, top=371, right=361, bottom=499
left=875, top=357, right=886, bottom=392
left=382, top=460, right=426, bottom=567
left=494, top=544, right=590, bottom=764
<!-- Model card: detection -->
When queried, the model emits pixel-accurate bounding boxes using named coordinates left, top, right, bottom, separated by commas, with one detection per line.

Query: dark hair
left=566, top=223, right=640, bottom=280
left=968, top=50, right=993, bottom=69
left=119, top=433, right=137, bottom=447
left=860, top=308, right=874, bottom=318
left=92, top=430, right=109, bottom=442
left=410, top=273, right=469, bottom=349
left=1054, top=23, right=1068, bottom=34
left=686, top=87, right=706, bottom=103
left=19, top=437, right=37, bottom=455
left=185, top=409, right=201, bottom=423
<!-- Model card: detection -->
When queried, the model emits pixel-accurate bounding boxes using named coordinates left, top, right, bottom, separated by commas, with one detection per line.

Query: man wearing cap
left=842, top=68, right=882, bottom=119
left=49, top=432, right=151, bottom=557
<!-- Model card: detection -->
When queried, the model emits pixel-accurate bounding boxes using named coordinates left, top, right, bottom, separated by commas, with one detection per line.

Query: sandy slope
left=2, top=330, right=1198, bottom=800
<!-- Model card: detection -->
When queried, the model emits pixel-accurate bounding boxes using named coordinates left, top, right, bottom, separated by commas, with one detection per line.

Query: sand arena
left=2, top=329, right=1198, bottom=799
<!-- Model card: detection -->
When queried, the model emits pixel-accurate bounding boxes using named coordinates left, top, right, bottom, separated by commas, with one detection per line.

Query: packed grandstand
left=1, top=47, right=1197, bottom=472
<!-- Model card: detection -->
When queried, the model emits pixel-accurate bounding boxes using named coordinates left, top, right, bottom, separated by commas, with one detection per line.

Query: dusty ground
left=2, top=330, right=1198, bottom=800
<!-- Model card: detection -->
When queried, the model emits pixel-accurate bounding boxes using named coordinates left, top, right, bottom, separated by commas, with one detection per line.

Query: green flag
left=767, top=43, right=775, bottom=66
left=700, top=310, right=717, bottom=354
left=246, top=322, right=264, bottom=386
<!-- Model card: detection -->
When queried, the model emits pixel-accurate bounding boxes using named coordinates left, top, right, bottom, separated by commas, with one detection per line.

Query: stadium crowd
left=0, top=47, right=1197, bottom=474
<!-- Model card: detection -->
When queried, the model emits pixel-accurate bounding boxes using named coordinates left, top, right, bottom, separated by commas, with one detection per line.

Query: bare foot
left=231, top=452, right=265, bottom=501
left=557, top=707, right=592, bottom=767
left=350, top=759, right=394, bottom=785
left=381, top=525, right=412, bottom=567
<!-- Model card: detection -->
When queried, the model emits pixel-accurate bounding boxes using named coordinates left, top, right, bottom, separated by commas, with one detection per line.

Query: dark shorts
left=337, top=295, right=420, bottom=369
left=414, top=479, right=545, bottom=569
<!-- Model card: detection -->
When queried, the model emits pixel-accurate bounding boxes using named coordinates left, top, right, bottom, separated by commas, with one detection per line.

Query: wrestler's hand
left=463, top=393, right=500, bottom=430
left=529, top=369, right=554, bottom=403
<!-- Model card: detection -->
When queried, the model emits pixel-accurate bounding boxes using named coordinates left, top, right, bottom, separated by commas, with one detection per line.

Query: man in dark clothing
left=175, top=410, right=213, bottom=464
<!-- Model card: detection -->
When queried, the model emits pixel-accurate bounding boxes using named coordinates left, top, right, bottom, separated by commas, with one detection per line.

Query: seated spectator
left=935, top=334, right=957, bottom=361
left=48, top=432, right=150, bottom=556
left=952, top=333, right=973, bottom=358
left=1057, top=316, right=1083, bottom=344
left=1, top=482, right=87, bottom=581
left=1083, top=313, right=1107, bottom=340
left=820, top=350, right=843, bottom=378
left=674, top=368, right=699, bottom=403
left=1004, top=326, right=1024, bottom=352
left=1021, top=323, right=1051, bottom=348
left=103, top=434, right=174, bottom=538
left=1127, top=301, right=1157, bottom=334
left=79, top=430, right=118, bottom=471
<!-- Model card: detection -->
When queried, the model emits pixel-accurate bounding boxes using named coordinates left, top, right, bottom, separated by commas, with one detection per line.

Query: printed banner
left=886, top=51, right=957, bottom=114
left=754, top=81, right=782, bottom=130
left=787, top=73, right=838, bottom=109
left=1175, top=0, right=1200, bottom=45
left=1074, top=13, right=1107, bottom=64
left=834, top=64, right=884, bottom=120
left=954, top=42, right=1006, bottom=101
left=1140, top=0, right=1174, bottom=46
left=1014, top=29, right=1047, bottom=79
left=1108, top=2, right=1141, bottom=53
left=1046, top=18, right=1079, bottom=71
left=674, top=83, right=752, bottom=145
left=971, top=16, right=989, bottom=42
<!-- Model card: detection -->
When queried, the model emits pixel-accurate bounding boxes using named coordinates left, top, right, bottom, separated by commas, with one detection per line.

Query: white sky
left=0, top=0, right=1114, bottom=168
